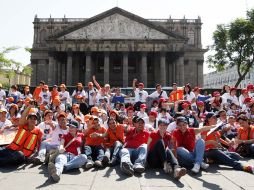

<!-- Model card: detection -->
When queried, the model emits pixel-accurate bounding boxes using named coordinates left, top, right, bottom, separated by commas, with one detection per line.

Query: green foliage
left=0, top=46, right=33, bottom=85
left=207, top=9, right=254, bottom=87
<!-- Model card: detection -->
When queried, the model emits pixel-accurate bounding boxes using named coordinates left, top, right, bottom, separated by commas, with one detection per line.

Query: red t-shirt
left=63, top=132, right=84, bottom=156
left=85, top=126, right=107, bottom=146
left=148, top=130, right=171, bottom=151
left=124, top=127, right=150, bottom=149
left=173, top=128, right=195, bottom=152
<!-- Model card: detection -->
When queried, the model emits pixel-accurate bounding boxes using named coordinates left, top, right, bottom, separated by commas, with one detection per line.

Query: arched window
left=187, top=30, right=195, bottom=45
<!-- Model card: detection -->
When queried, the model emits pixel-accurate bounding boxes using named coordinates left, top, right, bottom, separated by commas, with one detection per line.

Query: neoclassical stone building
left=31, top=7, right=206, bottom=87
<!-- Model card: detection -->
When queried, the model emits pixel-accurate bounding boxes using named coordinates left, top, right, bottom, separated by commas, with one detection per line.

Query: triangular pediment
left=51, top=7, right=186, bottom=41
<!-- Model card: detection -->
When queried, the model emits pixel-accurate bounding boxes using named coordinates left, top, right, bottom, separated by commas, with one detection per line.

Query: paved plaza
left=1, top=159, right=254, bottom=190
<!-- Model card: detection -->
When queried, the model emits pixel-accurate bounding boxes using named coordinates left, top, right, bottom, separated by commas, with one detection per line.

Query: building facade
left=204, top=66, right=253, bottom=89
left=31, top=7, right=206, bottom=87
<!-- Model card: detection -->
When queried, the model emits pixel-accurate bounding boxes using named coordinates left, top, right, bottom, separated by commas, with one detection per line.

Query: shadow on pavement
left=143, top=168, right=185, bottom=188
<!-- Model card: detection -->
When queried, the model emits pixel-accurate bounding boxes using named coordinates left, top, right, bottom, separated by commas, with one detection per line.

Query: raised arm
left=93, top=75, right=101, bottom=91
left=132, top=78, right=137, bottom=91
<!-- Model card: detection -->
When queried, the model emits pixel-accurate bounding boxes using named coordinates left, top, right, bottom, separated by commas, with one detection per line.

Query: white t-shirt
left=0, top=89, right=6, bottom=101
left=0, top=119, right=12, bottom=129
left=222, top=94, right=239, bottom=106
left=134, top=89, right=148, bottom=103
left=167, top=121, right=177, bottom=133
left=86, top=89, right=97, bottom=106
left=183, top=92, right=196, bottom=105
left=143, top=117, right=158, bottom=129
left=38, top=121, right=57, bottom=140
left=149, top=91, right=168, bottom=99
left=39, top=91, right=51, bottom=104
left=158, top=112, right=173, bottom=122
left=59, top=91, right=70, bottom=104
left=136, top=111, right=148, bottom=119
left=50, top=124, right=69, bottom=146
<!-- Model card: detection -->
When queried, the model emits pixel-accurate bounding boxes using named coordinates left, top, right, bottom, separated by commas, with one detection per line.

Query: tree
left=207, top=9, right=254, bottom=87
left=0, top=46, right=32, bottom=87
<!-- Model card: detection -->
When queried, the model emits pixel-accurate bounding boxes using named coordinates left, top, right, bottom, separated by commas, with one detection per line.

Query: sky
left=1, top=0, right=254, bottom=74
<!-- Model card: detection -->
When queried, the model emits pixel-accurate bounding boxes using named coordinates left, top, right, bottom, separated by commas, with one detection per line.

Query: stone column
left=123, top=52, right=128, bottom=87
left=48, top=54, right=55, bottom=86
left=66, top=51, right=73, bottom=86
left=178, top=55, right=184, bottom=86
left=176, top=54, right=185, bottom=86
left=104, top=52, right=109, bottom=85
left=172, top=59, right=176, bottom=83
left=57, top=60, right=62, bottom=84
left=85, top=52, right=91, bottom=84
left=160, top=52, right=166, bottom=86
left=61, top=63, right=66, bottom=84
left=141, top=52, right=147, bottom=87
left=197, top=60, right=204, bottom=87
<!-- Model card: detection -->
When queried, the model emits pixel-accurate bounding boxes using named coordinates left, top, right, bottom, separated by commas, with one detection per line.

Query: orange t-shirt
left=202, top=131, right=221, bottom=151
left=105, top=124, right=125, bottom=147
left=85, top=126, right=107, bottom=146
left=237, top=126, right=254, bottom=140
left=33, top=86, right=42, bottom=101
left=51, top=90, right=59, bottom=101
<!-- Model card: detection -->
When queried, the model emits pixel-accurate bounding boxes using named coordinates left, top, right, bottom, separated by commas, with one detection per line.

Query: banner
left=0, top=129, right=17, bottom=146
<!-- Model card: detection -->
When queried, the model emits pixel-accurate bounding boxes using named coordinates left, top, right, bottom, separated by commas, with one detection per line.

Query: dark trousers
left=84, top=145, right=105, bottom=161
left=204, top=149, right=243, bottom=171
left=0, top=148, right=25, bottom=166
left=147, top=139, right=179, bottom=168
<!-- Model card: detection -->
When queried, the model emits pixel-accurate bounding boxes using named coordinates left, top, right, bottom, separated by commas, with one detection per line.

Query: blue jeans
left=84, top=145, right=105, bottom=161
left=119, top=144, right=147, bottom=168
left=204, top=149, right=243, bottom=170
left=176, top=138, right=205, bottom=167
left=37, top=141, right=59, bottom=160
left=55, top=153, right=87, bottom=176
left=105, top=141, right=123, bottom=159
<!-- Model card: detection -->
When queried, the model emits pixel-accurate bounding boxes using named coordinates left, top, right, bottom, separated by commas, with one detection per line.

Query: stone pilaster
left=160, top=52, right=166, bottom=86
left=85, top=52, right=91, bottom=84
left=123, top=52, right=128, bottom=87
left=104, top=52, right=110, bottom=85
left=48, top=54, right=55, bottom=86
left=66, top=51, right=73, bottom=86
left=141, top=52, right=147, bottom=87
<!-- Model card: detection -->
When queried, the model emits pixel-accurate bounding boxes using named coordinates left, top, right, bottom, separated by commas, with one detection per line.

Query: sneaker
left=94, top=160, right=103, bottom=168
left=121, top=162, right=134, bottom=176
left=191, top=163, right=200, bottom=174
left=85, top=160, right=94, bottom=169
left=102, top=156, right=110, bottom=166
left=163, top=162, right=173, bottom=174
left=173, top=167, right=187, bottom=180
left=109, top=156, right=117, bottom=167
left=32, top=157, right=43, bottom=165
left=133, top=164, right=145, bottom=173
left=48, top=162, right=60, bottom=182
left=201, top=162, right=209, bottom=170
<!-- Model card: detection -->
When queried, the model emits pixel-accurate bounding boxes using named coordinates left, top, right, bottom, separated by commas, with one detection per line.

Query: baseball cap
left=247, top=84, right=254, bottom=90
left=138, top=83, right=144, bottom=87
left=158, top=119, right=169, bottom=125
left=57, top=112, right=67, bottom=119
left=27, top=112, right=38, bottom=120
left=136, top=117, right=145, bottom=123
left=205, top=112, right=217, bottom=120
left=0, top=107, right=7, bottom=113
left=176, top=116, right=188, bottom=124
left=149, top=111, right=158, bottom=118
left=140, top=104, right=147, bottom=109
left=213, top=91, right=221, bottom=97
left=68, top=120, right=79, bottom=128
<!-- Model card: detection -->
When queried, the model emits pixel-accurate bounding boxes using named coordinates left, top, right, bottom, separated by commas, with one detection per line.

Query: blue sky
left=1, top=0, right=254, bottom=73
